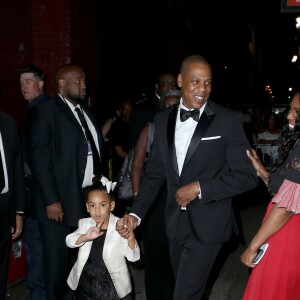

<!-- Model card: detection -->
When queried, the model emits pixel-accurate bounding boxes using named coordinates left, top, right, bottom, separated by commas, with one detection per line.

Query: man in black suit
left=128, top=71, right=177, bottom=149
left=19, top=64, right=47, bottom=300
left=0, top=112, right=26, bottom=299
left=117, top=54, right=258, bottom=299
left=27, top=64, right=105, bottom=300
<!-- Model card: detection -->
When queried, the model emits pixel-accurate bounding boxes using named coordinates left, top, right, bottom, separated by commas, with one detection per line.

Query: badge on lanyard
left=87, top=141, right=93, bottom=156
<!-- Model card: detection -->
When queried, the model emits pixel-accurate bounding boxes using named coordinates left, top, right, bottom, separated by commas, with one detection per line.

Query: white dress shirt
left=176, top=99, right=206, bottom=209
left=58, top=94, right=100, bottom=187
left=175, top=99, right=206, bottom=175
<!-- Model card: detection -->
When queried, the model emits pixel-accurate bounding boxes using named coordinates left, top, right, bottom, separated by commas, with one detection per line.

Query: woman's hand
left=246, top=149, right=269, bottom=185
left=241, top=246, right=258, bottom=268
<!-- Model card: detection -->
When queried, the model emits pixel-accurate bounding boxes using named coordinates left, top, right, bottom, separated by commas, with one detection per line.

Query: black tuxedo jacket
left=28, top=95, right=104, bottom=227
left=0, top=111, right=25, bottom=226
left=131, top=100, right=258, bottom=244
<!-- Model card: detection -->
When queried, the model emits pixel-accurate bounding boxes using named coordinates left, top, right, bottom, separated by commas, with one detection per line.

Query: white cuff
left=129, top=213, right=141, bottom=226
left=197, top=181, right=202, bottom=199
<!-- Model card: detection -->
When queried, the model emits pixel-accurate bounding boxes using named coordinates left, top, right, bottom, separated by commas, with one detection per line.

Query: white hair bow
left=100, top=176, right=117, bottom=193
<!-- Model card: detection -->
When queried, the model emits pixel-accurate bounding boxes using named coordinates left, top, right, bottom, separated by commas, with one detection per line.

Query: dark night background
left=1, top=0, right=300, bottom=125
left=97, top=0, right=300, bottom=110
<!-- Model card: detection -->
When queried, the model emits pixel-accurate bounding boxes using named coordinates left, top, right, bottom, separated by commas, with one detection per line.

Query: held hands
left=47, top=202, right=64, bottom=223
left=116, top=215, right=138, bottom=240
left=176, top=181, right=200, bottom=207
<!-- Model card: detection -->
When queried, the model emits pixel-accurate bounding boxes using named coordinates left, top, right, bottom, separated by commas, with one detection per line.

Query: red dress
left=243, top=179, right=300, bottom=300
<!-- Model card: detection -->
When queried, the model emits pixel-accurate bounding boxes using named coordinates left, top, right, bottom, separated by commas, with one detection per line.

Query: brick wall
left=0, top=0, right=34, bottom=127
left=0, top=0, right=102, bottom=129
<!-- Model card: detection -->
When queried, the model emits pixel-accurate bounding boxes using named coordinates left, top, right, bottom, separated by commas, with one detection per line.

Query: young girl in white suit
left=66, top=177, right=140, bottom=299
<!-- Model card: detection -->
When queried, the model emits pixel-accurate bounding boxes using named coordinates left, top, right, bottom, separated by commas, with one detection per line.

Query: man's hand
left=176, top=181, right=199, bottom=207
left=11, top=215, right=24, bottom=240
left=47, top=202, right=64, bottom=223
left=116, top=215, right=138, bottom=239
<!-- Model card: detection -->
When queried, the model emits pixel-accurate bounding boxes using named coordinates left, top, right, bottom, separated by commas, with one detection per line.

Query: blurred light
left=296, top=16, right=300, bottom=29
left=292, top=55, right=298, bottom=63
left=289, top=87, right=293, bottom=91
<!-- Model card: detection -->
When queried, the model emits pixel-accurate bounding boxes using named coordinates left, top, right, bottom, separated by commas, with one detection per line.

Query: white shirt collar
left=179, top=98, right=207, bottom=115
left=58, top=93, right=81, bottom=112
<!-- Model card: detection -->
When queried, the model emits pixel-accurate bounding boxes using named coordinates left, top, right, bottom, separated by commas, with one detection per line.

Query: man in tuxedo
left=0, top=112, right=26, bottom=299
left=117, top=54, right=258, bottom=299
left=27, top=64, right=105, bottom=300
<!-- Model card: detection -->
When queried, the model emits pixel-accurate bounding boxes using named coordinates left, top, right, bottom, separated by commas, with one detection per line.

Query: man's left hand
left=176, top=181, right=200, bottom=207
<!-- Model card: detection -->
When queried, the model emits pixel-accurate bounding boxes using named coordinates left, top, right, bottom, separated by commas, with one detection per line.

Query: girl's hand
left=116, top=215, right=137, bottom=239
left=86, top=221, right=104, bottom=241
left=117, top=217, right=135, bottom=240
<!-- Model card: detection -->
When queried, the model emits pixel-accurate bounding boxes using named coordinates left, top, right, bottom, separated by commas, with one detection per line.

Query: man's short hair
left=18, top=65, right=45, bottom=81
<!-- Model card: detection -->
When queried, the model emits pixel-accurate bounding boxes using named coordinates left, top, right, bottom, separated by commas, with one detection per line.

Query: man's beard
left=76, top=98, right=89, bottom=108
left=65, top=91, right=88, bottom=107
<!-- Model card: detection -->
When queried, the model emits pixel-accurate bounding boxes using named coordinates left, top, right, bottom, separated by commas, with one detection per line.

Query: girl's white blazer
left=66, top=213, right=140, bottom=298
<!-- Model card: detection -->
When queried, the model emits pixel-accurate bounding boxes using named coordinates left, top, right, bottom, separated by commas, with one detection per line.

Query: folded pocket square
left=201, top=136, right=221, bottom=140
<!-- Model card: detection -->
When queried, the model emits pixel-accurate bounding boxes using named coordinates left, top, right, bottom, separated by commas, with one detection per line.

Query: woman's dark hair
left=271, top=91, right=300, bottom=173
left=84, top=177, right=115, bottom=202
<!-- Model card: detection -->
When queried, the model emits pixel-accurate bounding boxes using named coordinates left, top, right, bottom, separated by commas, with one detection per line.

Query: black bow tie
left=180, top=108, right=200, bottom=122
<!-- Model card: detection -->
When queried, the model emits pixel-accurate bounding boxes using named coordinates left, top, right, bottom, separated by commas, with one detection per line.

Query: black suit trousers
left=169, top=212, right=223, bottom=300
left=39, top=222, right=77, bottom=300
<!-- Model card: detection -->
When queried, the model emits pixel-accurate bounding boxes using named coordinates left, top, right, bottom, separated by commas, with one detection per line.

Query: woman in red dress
left=241, top=90, right=300, bottom=300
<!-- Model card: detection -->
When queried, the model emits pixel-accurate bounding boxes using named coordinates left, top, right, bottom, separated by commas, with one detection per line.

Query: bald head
left=180, top=55, right=211, bottom=76
left=55, top=64, right=85, bottom=86
left=55, top=64, right=87, bottom=105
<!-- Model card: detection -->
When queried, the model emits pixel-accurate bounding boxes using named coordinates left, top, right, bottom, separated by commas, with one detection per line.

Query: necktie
left=180, top=108, right=200, bottom=122
left=0, top=150, right=5, bottom=192
left=75, top=107, right=102, bottom=176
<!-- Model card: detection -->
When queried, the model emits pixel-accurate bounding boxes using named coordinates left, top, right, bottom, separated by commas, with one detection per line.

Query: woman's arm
left=131, top=125, right=149, bottom=197
left=241, top=205, right=293, bottom=267
left=246, top=149, right=269, bottom=185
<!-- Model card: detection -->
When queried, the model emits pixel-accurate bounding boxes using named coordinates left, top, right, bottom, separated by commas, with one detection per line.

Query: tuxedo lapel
left=183, top=103, right=215, bottom=169
left=167, top=104, right=179, bottom=175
